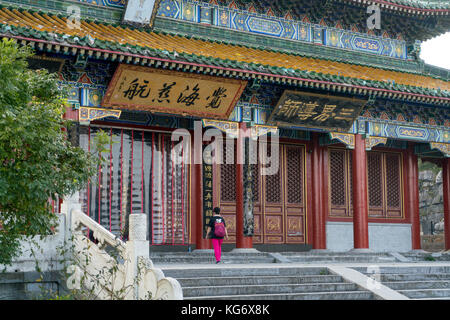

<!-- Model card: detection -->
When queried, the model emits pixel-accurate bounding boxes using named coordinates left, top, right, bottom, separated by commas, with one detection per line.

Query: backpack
left=214, top=218, right=226, bottom=238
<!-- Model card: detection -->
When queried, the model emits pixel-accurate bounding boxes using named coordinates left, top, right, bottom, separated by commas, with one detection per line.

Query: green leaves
left=0, top=39, right=101, bottom=265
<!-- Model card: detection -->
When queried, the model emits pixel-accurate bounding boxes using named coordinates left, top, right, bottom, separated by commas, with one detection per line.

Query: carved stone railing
left=68, top=209, right=183, bottom=300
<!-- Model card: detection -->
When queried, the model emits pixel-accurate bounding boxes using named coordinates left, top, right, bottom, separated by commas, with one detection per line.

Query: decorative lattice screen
left=286, top=147, right=303, bottom=204
left=385, top=153, right=401, bottom=208
left=328, top=148, right=403, bottom=218
left=367, top=152, right=383, bottom=208
left=329, top=149, right=347, bottom=207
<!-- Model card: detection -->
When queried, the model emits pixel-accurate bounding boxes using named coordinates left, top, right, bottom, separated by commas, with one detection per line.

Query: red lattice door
left=218, top=143, right=306, bottom=244
left=329, top=149, right=352, bottom=217
left=217, top=140, right=237, bottom=243
left=384, top=153, right=402, bottom=218
left=262, top=142, right=284, bottom=244
left=283, top=146, right=306, bottom=243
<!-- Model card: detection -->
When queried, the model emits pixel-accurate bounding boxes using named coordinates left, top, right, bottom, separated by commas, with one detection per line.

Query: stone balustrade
left=4, top=193, right=183, bottom=300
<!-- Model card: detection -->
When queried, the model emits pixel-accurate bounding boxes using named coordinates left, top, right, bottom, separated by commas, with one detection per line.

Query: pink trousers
left=212, top=239, right=223, bottom=262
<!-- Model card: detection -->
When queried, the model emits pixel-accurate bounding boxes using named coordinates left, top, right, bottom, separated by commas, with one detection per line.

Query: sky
left=420, top=31, right=450, bottom=70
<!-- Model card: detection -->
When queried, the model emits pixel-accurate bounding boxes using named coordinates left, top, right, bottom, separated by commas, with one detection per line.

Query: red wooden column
left=443, top=158, right=450, bottom=251
left=406, top=144, right=421, bottom=250
left=192, top=127, right=211, bottom=250
left=235, top=122, right=253, bottom=249
left=352, top=134, right=369, bottom=249
left=311, top=133, right=326, bottom=249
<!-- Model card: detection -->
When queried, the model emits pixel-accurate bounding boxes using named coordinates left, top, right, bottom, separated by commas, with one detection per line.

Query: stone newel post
left=128, top=213, right=149, bottom=259
left=126, top=213, right=149, bottom=299
left=129, top=214, right=148, bottom=241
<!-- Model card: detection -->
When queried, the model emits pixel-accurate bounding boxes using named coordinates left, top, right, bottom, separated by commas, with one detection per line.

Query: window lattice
left=329, top=148, right=402, bottom=218
left=367, top=152, right=383, bottom=207
left=286, top=147, right=303, bottom=204
left=220, top=142, right=236, bottom=202
left=348, top=152, right=353, bottom=206
left=330, top=150, right=346, bottom=206
left=265, top=145, right=281, bottom=203
left=385, top=154, right=401, bottom=208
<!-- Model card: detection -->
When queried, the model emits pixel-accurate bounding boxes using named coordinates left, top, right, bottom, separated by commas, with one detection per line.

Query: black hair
left=213, top=207, right=220, bottom=215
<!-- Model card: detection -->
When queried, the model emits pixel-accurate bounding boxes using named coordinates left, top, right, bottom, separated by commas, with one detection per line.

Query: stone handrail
left=71, top=208, right=126, bottom=253
left=69, top=209, right=183, bottom=300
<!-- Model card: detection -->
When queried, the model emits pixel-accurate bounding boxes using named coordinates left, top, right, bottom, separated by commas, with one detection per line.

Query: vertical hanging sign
left=202, top=144, right=214, bottom=238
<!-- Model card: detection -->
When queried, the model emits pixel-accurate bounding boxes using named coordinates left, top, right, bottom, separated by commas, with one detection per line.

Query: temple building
left=1, top=0, right=449, bottom=253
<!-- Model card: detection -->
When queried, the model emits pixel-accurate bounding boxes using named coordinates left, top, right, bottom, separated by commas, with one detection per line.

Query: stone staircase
left=162, top=266, right=375, bottom=300
left=354, top=265, right=450, bottom=300
left=151, top=251, right=450, bottom=300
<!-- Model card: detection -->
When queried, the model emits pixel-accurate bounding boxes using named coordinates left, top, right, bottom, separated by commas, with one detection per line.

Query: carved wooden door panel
left=262, top=143, right=284, bottom=244
left=329, top=148, right=353, bottom=217
left=217, top=141, right=235, bottom=243
left=384, top=153, right=402, bottom=218
left=261, top=143, right=306, bottom=244
left=283, top=146, right=306, bottom=243
left=367, top=151, right=385, bottom=217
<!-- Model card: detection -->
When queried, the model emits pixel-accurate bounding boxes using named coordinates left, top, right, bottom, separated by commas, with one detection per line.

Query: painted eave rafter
left=343, top=0, right=450, bottom=15
left=6, top=33, right=449, bottom=106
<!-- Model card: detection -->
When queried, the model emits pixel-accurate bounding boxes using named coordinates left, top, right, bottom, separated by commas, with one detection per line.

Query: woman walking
left=206, top=207, right=229, bottom=264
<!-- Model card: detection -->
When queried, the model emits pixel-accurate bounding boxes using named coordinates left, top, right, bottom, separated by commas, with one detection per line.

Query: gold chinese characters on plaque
left=267, top=91, right=367, bottom=132
left=102, top=64, right=247, bottom=120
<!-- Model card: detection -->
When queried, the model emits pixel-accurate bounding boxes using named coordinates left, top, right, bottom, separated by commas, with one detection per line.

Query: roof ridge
left=0, top=5, right=448, bottom=100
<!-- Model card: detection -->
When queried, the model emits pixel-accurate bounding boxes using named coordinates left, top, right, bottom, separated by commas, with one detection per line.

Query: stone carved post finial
left=129, top=213, right=148, bottom=241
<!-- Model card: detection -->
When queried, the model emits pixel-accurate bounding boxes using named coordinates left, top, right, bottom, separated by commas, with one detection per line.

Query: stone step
left=162, top=267, right=331, bottom=278
left=150, top=252, right=276, bottom=264
left=182, top=282, right=360, bottom=297
left=176, top=274, right=343, bottom=287
left=415, top=297, right=450, bottom=300
left=282, top=251, right=390, bottom=256
left=184, top=291, right=374, bottom=300
left=150, top=251, right=270, bottom=257
left=402, top=252, right=450, bottom=262
left=382, top=280, right=450, bottom=291
left=380, top=273, right=450, bottom=282
left=151, top=257, right=276, bottom=264
left=354, top=266, right=450, bottom=275
left=286, top=255, right=396, bottom=263
left=398, top=288, right=450, bottom=299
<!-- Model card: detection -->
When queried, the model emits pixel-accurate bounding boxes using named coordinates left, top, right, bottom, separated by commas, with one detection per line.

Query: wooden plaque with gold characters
left=267, top=91, right=367, bottom=132
left=102, top=64, right=247, bottom=120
